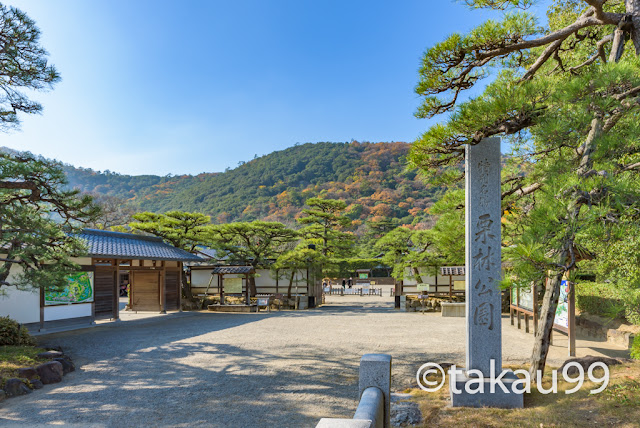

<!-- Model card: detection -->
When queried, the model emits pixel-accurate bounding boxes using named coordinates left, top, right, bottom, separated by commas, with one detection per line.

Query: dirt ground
left=0, top=293, right=630, bottom=427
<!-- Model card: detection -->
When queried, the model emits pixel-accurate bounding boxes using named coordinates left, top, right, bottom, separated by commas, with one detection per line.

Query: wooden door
left=165, top=271, right=180, bottom=311
left=94, top=269, right=116, bottom=319
left=131, top=271, right=160, bottom=311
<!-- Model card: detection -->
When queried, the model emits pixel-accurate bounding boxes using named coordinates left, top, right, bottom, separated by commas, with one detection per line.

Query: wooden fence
left=326, top=287, right=383, bottom=296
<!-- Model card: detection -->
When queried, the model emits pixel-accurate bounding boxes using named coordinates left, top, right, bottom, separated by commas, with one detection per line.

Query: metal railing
left=316, top=354, right=392, bottom=428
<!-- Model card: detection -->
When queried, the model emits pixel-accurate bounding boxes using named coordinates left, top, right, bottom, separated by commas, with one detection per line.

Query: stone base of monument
left=449, top=370, right=524, bottom=408
left=441, top=302, right=465, bottom=317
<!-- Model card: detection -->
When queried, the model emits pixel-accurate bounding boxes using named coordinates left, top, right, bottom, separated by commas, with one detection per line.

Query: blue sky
left=4, top=0, right=548, bottom=175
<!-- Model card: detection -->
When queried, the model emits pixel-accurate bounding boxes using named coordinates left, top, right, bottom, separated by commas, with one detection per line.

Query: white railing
left=316, top=354, right=392, bottom=428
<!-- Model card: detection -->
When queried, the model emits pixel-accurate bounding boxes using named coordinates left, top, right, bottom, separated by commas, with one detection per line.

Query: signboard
left=511, top=283, right=534, bottom=311
left=362, top=284, right=370, bottom=293
left=453, top=280, right=465, bottom=291
left=417, top=283, right=429, bottom=291
left=257, top=298, right=269, bottom=306
left=225, top=277, right=243, bottom=294
left=554, top=280, right=570, bottom=329
left=45, top=272, right=94, bottom=305
left=358, top=273, right=368, bottom=279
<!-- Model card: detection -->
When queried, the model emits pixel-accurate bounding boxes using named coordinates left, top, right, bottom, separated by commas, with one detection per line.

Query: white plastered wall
left=0, top=256, right=93, bottom=324
left=190, top=268, right=309, bottom=295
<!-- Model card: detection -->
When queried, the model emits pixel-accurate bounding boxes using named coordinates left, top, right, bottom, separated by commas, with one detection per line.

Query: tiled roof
left=195, top=248, right=220, bottom=259
left=440, top=266, right=465, bottom=276
left=211, top=266, right=255, bottom=274
left=78, top=229, right=203, bottom=262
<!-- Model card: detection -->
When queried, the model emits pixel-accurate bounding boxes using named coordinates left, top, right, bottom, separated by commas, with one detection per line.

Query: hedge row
left=575, top=281, right=640, bottom=325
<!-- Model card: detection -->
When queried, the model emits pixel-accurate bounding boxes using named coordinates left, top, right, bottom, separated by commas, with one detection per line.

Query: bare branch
left=502, top=182, right=542, bottom=199
left=621, top=161, right=640, bottom=171
left=478, top=10, right=622, bottom=61
left=568, top=33, right=613, bottom=73
left=522, top=39, right=563, bottom=80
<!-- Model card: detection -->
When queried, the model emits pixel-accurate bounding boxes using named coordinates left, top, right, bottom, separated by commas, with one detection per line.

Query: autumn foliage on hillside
left=63, top=142, right=440, bottom=230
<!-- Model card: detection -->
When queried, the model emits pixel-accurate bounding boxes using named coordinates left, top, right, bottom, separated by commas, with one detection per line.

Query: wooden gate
left=131, top=271, right=160, bottom=311
left=94, top=268, right=117, bottom=319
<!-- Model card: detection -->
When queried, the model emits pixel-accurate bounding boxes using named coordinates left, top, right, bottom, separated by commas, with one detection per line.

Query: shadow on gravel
left=0, top=306, right=399, bottom=427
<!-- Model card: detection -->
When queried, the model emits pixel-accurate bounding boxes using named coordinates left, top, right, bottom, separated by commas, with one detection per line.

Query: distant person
left=348, top=277, right=353, bottom=288
left=342, top=279, right=346, bottom=289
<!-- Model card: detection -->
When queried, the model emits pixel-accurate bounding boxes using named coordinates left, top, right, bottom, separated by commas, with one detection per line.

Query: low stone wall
left=576, top=314, right=638, bottom=349
left=1, top=349, right=75, bottom=402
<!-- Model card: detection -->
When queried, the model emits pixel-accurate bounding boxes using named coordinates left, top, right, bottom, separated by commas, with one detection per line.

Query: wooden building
left=0, top=229, right=202, bottom=332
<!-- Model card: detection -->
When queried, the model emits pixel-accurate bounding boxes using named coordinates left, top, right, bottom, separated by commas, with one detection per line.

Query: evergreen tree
left=0, top=153, right=98, bottom=290
left=0, top=5, right=98, bottom=291
left=130, top=211, right=211, bottom=252
left=273, top=248, right=326, bottom=299
left=0, top=3, right=60, bottom=131
left=207, top=221, right=298, bottom=296
left=129, top=211, right=211, bottom=299
left=297, top=197, right=354, bottom=258
left=409, top=0, right=640, bottom=379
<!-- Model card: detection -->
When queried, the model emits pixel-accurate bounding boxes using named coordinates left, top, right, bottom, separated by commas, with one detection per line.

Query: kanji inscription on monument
left=465, top=137, right=502, bottom=375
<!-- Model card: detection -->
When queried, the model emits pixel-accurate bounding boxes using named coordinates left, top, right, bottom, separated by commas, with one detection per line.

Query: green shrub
left=0, top=317, right=35, bottom=346
left=632, top=335, right=640, bottom=360
left=576, top=282, right=625, bottom=319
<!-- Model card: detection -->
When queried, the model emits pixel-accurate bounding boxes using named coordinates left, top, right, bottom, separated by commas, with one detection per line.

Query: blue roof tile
left=78, top=229, right=203, bottom=262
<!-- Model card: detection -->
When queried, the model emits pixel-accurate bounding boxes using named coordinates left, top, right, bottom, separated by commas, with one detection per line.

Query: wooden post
left=130, top=270, right=135, bottom=313
left=525, top=313, right=530, bottom=333
left=275, top=269, right=279, bottom=294
left=533, top=282, right=539, bottom=336
left=435, top=269, right=438, bottom=294
left=178, top=262, right=183, bottom=312
left=39, top=287, right=45, bottom=332
left=510, top=288, right=514, bottom=325
left=114, top=260, right=120, bottom=320
left=159, top=261, right=166, bottom=314
left=448, top=275, right=452, bottom=303
left=220, top=274, right=225, bottom=305
left=568, top=281, right=576, bottom=357
left=245, top=273, right=250, bottom=305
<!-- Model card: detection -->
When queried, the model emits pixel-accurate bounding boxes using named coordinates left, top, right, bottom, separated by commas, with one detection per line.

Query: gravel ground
left=0, top=292, right=629, bottom=427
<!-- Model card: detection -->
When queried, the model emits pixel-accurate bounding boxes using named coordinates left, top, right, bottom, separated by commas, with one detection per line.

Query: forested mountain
left=16, top=142, right=440, bottom=228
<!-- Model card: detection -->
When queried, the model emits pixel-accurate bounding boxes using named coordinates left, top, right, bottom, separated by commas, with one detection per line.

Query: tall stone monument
left=450, top=137, right=524, bottom=408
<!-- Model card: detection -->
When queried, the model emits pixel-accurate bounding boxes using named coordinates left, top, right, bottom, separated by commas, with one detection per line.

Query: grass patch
left=408, top=361, right=640, bottom=427
left=0, top=345, right=47, bottom=379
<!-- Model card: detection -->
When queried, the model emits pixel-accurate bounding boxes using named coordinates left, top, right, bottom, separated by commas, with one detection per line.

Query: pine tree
left=0, top=5, right=98, bottom=291
left=297, top=197, right=354, bottom=258
left=409, top=0, right=640, bottom=380
left=207, top=221, right=298, bottom=296
left=130, top=211, right=211, bottom=299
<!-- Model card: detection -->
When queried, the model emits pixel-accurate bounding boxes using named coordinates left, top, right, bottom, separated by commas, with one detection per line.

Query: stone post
left=359, top=354, right=391, bottom=428
left=465, top=136, right=502, bottom=374
left=450, top=137, right=523, bottom=408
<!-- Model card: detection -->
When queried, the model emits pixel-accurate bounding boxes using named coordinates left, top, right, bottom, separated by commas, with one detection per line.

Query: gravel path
left=0, top=293, right=628, bottom=427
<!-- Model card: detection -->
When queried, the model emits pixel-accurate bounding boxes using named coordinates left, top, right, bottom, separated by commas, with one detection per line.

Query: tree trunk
left=287, top=270, right=295, bottom=299
left=411, top=266, right=424, bottom=284
left=248, top=275, right=257, bottom=297
left=626, top=0, right=640, bottom=55
left=528, top=264, right=568, bottom=382
left=527, top=23, right=631, bottom=376
left=182, top=271, right=193, bottom=300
